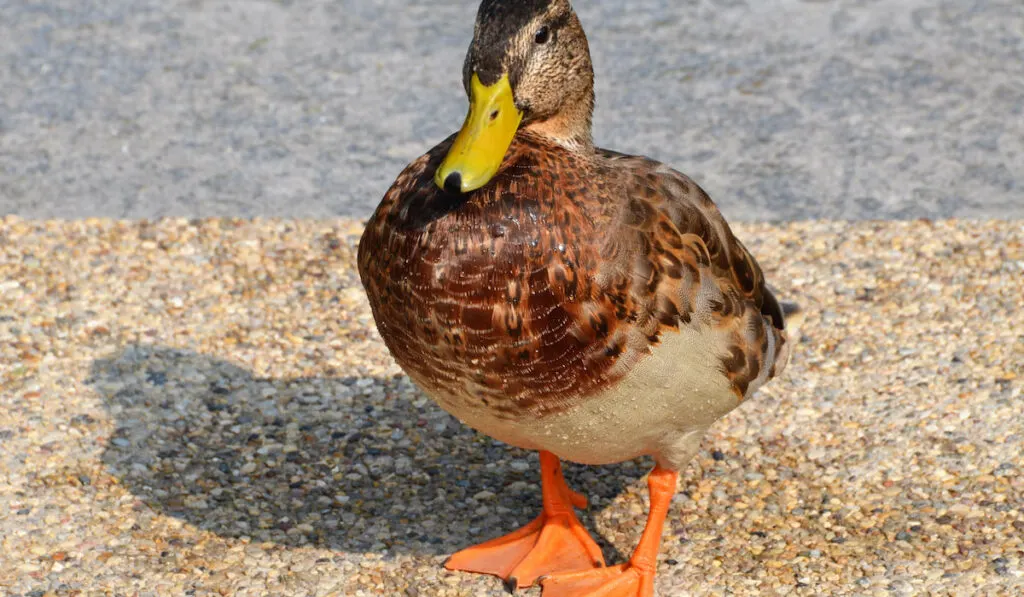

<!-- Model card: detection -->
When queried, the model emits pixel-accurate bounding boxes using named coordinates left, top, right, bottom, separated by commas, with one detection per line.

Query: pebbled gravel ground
left=1, top=217, right=1022, bottom=596
left=2, top=0, right=1023, bottom=221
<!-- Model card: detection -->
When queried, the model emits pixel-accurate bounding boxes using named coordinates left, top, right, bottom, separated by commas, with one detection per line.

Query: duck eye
left=534, top=26, right=550, bottom=45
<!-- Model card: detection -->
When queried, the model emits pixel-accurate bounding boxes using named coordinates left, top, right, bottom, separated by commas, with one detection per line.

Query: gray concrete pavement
left=1, top=0, right=1021, bottom=221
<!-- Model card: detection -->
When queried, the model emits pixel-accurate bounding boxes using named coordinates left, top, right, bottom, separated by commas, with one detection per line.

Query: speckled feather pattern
left=358, top=131, right=789, bottom=427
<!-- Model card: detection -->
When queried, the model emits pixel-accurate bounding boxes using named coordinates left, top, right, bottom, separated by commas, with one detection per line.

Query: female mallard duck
left=358, top=0, right=794, bottom=594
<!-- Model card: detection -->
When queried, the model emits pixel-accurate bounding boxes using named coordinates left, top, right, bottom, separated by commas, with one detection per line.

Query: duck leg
left=540, top=465, right=679, bottom=597
left=445, top=450, right=606, bottom=590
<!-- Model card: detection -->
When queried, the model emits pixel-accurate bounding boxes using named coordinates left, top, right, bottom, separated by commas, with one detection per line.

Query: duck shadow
left=89, top=345, right=647, bottom=560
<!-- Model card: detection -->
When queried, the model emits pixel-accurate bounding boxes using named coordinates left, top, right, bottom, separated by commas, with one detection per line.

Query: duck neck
left=523, top=81, right=595, bottom=153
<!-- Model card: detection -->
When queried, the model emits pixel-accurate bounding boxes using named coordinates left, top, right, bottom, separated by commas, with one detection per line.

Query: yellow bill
left=435, top=73, right=523, bottom=194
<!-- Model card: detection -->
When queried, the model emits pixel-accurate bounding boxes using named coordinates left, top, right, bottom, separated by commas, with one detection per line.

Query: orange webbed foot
left=540, top=465, right=679, bottom=597
left=444, top=452, right=605, bottom=590
left=540, top=562, right=655, bottom=597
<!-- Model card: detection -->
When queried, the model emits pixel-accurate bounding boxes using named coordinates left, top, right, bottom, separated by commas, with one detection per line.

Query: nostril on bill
left=443, top=172, right=463, bottom=194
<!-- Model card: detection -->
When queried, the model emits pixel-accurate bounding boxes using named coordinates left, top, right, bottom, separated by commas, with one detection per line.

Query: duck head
left=435, top=0, right=595, bottom=194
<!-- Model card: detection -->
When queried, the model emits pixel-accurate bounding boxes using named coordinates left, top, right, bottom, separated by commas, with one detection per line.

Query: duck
left=357, top=0, right=795, bottom=595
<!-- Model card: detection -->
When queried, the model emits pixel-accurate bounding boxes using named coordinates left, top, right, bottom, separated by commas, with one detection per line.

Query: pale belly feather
left=435, top=324, right=742, bottom=471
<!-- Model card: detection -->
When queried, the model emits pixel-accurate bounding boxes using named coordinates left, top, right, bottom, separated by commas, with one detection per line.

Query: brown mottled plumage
left=359, top=130, right=789, bottom=418
left=357, top=1, right=795, bottom=594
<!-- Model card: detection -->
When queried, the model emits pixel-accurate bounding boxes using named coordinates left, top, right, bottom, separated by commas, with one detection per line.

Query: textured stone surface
left=1, top=0, right=1022, bottom=220
left=1, top=217, right=1022, bottom=595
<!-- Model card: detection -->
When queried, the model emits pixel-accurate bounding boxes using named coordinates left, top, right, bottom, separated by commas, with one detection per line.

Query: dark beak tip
left=443, top=172, right=463, bottom=194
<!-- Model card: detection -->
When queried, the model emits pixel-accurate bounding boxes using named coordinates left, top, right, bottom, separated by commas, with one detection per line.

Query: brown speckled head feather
left=358, top=132, right=789, bottom=420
